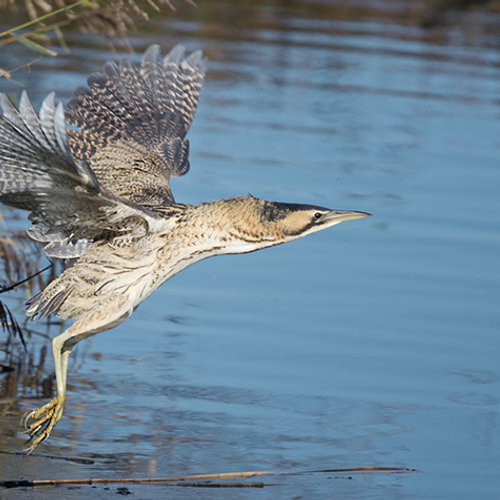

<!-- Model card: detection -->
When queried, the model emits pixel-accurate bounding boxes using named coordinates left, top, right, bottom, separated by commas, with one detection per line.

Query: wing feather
left=0, top=91, right=156, bottom=259
left=66, top=44, right=206, bottom=206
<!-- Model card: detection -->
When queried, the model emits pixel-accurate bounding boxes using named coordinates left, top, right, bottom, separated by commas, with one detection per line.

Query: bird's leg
left=20, top=295, right=133, bottom=453
left=22, top=327, right=74, bottom=454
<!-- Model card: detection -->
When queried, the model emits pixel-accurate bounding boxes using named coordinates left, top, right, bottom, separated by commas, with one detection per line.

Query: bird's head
left=207, top=195, right=370, bottom=254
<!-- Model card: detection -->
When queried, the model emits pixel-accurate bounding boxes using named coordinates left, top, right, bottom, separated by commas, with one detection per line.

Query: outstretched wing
left=66, top=45, right=206, bottom=207
left=0, top=91, right=156, bottom=259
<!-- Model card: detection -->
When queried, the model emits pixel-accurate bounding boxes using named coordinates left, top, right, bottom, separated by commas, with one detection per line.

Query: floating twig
left=0, top=466, right=421, bottom=489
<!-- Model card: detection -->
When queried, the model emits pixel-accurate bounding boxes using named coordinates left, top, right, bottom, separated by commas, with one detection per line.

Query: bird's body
left=0, top=46, right=369, bottom=452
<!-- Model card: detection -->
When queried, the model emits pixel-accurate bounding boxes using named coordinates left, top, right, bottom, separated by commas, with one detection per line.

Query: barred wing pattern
left=66, top=45, right=206, bottom=207
left=0, top=91, right=154, bottom=259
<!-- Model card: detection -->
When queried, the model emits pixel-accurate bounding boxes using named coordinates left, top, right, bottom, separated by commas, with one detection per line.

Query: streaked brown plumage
left=0, top=45, right=370, bottom=453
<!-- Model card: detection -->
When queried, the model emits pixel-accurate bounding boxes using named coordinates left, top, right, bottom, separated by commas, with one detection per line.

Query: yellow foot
left=21, top=396, right=65, bottom=454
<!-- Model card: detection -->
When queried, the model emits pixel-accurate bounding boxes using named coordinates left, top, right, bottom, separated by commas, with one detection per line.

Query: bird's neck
left=153, top=197, right=282, bottom=283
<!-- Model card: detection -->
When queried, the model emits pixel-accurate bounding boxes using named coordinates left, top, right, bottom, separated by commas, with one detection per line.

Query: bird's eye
left=313, top=212, right=322, bottom=220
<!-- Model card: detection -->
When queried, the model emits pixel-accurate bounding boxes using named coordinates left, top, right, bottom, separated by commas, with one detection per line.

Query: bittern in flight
left=0, top=45, right=370, bottom=452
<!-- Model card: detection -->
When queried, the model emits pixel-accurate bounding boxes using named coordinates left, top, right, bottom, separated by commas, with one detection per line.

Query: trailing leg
left=21, top=294, right=133, bottom=453
left=22, top=327, right=77, bottom=453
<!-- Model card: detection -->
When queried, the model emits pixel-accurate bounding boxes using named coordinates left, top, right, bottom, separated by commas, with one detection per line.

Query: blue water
left=0, top=1, right=499, bottom=498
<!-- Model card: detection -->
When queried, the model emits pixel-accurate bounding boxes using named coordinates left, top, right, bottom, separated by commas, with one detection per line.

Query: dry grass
left=0, top=230, right=53, bottom=292
left=0, top=0, right=194, bottom=74
left=0, top=0, right=192, bottom=37
left=0, top=220, right=64, bottom=400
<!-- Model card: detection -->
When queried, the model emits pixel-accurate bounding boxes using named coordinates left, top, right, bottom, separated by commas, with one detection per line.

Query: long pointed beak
left=323, top=210, right=371, bottom=224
